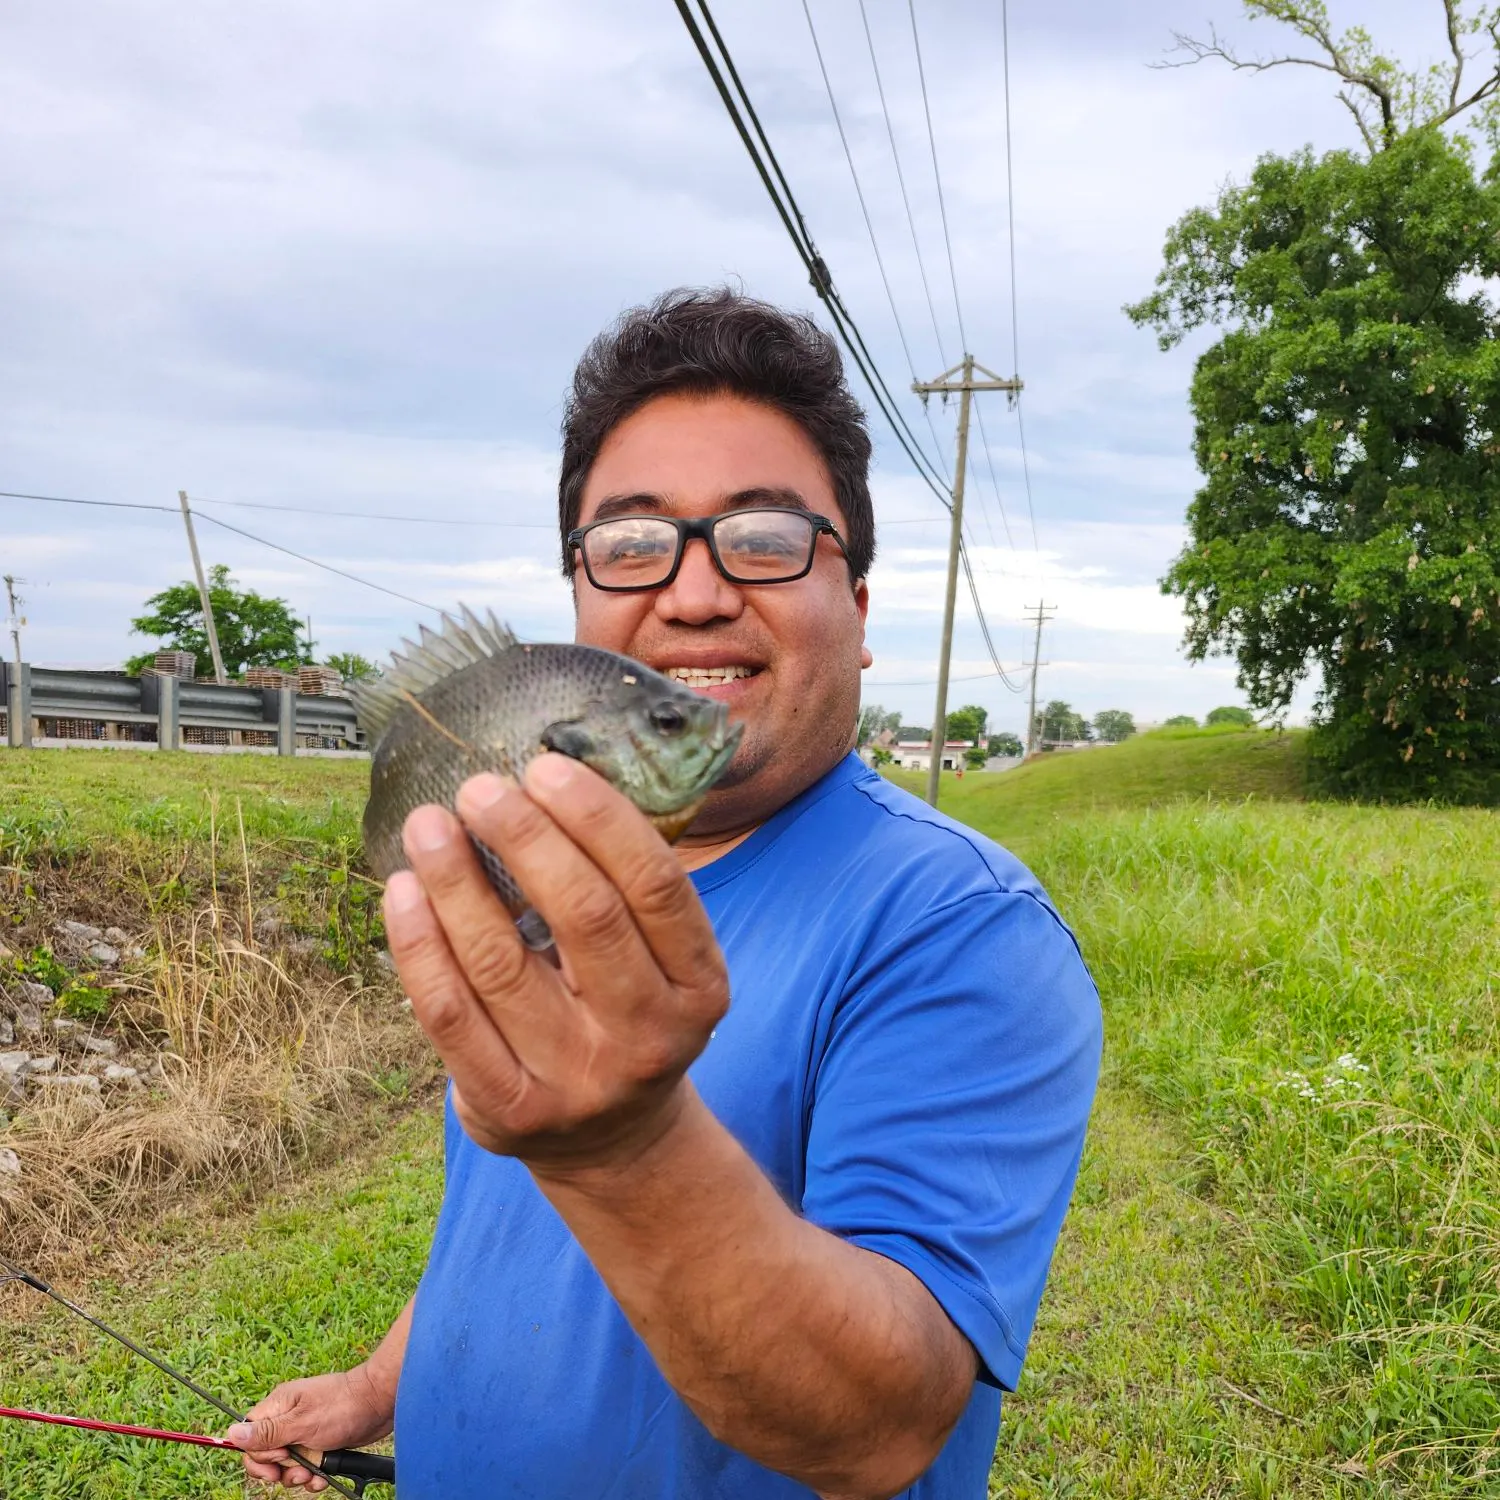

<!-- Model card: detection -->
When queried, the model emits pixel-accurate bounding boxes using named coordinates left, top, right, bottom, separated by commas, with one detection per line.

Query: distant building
left=891, top=738, right=975, bottom=773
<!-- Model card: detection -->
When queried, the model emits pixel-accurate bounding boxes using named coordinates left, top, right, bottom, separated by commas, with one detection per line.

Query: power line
left=192, top=496, right=553, bottom=529
left=189, top=509, right=439, bottom=613
left=907, top=0, right=968, bottom=350
left=1, top=487, right=439, bottom=613
left=858, top=0, right=950, bottom=366
left=0, top=489, right=174, bottom=513
left=1001, top=0, right=1042, bottom=557
left=801, top=0, right=951, bottom=485
left=672, top=0, right=952, bottom=507
left=897, top=4, right=1019, bottom=569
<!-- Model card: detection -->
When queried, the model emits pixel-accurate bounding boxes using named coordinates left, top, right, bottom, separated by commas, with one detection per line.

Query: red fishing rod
left=0, top=1255, right=395, bottom=1494
left=0, top=1406, right=394, bottom=1488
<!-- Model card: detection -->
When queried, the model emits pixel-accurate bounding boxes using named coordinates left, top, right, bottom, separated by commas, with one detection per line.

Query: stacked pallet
left=298, top=665, right=344, bottom=697
left=245, top=667, right=296, bottom=690
left=153, top=651, right=197, bottom=679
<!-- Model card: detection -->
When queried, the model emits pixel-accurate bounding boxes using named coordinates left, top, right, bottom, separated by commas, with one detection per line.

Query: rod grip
left=320, top=1448, right=397, bottom=1485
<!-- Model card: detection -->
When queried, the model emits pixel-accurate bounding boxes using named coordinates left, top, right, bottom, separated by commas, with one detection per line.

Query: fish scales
left=354, top=610, right=741, bottom=950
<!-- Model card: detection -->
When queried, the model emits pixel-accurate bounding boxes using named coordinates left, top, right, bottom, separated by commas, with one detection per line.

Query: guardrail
left=1, top=664, right=364, bottom=756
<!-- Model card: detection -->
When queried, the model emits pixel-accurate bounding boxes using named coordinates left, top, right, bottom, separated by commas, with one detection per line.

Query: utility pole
left=1022, top=601, right=1056, bottom=757
left=912, top=357, right=1023, bottom=807
left=177, top=490, right=227, bottom=684
left=4, top=573, right=25, bottom=678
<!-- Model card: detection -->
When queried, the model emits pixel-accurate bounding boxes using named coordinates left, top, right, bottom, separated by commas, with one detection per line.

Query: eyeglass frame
left=566, top=507, right=852, bottom=594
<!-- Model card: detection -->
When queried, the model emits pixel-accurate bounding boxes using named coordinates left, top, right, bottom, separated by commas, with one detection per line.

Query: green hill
left=889, top=725, right=1309, bottom=851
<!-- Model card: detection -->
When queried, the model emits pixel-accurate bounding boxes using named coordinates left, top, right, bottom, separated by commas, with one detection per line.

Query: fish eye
left=649, top=703, right=686, bottom=736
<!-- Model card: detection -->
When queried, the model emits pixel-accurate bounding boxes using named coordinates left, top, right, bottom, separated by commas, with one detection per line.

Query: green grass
left=891, top=725, right=1309, bottom=845
left=3, top=735, right=1496, bottom=1495
left=0, top=1112, right=441, bottom=1498
left=0, top=747, right=368, bottom=859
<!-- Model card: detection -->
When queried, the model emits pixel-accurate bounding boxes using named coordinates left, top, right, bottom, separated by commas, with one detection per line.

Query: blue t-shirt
left=394, top=754, right=1101, bottom=1498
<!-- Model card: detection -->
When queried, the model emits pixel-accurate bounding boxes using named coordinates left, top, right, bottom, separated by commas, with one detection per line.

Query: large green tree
left=1035, top=700, right=1091, bottom=746
left=1133, top=2, right=1500, bottom=797
left=1093, top=710, right=1137, bottom=743
left=127, top=564, right=312, bottom=678
left=945, top=704, right=989, bottom=743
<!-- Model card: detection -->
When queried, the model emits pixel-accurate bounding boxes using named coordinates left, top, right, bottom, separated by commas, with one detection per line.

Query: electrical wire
left=192, top=496, right=552, bottom=528
left=858, top=0, right=950, bottom=367
left=801, top=0, right=950, bottom=484
left=1, top=487, right=440, bottom=613
left=673, top=0, right=952, bottom=508
left=1001, top=0, right=1042, bottom=556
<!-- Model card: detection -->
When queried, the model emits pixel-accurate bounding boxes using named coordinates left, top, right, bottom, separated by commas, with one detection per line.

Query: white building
left=892, top=738, right=975, bottom=773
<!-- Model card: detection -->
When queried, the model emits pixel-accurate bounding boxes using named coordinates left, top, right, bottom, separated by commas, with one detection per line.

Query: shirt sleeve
left=800, top=888, right=1102, bottom=1391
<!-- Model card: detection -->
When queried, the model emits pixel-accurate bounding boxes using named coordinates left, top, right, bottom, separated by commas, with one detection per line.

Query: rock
left=0, top=1052, right=28, bottom=1107
left=51, top=1017, right=79, bottom=1035
left=0, top=1147, right=19, bottom=1179
left=103, top=927, right=131, bottom=948
left=286, top=937, right=322, bottom=958
left=86, top=943, right=121, bottom=966
left=57, top=921, right=104, bottom=943
left=103, top=1063, right=140, bottom=1087
left=0, top=1017, right=11, bottom=1047
left=32, top=1072, right=102, bottom=1096
left=26, top=1055, right=57, bottom=1075
left=0, top=938, right=12, bottom=959
left=0, top=1051, right=30, bottom=1079
left=13, top=1004, right=43, bottom=1037
left=17, top=981, right=53, bottom=1009
left=78, top=1035, right=118, bottom=1059
left=375, top=950, right=398, bottom=974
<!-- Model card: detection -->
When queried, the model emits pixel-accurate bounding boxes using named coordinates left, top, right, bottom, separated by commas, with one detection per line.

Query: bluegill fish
left=351, top=609, right=742, bottom=949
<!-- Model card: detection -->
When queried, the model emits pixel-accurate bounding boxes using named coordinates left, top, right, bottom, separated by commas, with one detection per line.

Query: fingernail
left=226, top=1423, right=252, bottom=1445
left=527, top=753, right=577, bottom=792
left=458, top=772, right=512, bottom=814
left=405, top=805, right=454, bottom=853
left=384, top=871, right=422, bottom=914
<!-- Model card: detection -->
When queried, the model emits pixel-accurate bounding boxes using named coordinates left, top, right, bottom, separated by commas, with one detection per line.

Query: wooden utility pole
left=912, top=357, right=1023, bottom=807
left=177, top=491, right=227, bottom=684
left=3, top=574, right=23, bottom=679
left=1022, top=601, right=1056, bottom=757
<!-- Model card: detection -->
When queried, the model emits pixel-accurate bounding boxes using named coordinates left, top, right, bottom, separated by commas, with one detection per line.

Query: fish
left=351, top=607, right=743, bottom=950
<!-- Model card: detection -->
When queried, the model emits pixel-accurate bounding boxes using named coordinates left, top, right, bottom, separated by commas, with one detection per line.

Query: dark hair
left=558, top=287, right=874, bottom=580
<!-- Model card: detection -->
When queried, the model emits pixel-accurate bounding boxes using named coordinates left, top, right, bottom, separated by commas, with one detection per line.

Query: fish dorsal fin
left=349, top=607, right=517, bottom=745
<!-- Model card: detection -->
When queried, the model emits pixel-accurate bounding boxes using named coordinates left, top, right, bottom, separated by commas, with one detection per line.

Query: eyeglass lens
left=580, top=509, right=819, bottom=588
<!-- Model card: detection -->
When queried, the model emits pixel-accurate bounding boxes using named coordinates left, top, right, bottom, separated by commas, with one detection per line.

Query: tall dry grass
left=0, top=802, right=435, bottom=1263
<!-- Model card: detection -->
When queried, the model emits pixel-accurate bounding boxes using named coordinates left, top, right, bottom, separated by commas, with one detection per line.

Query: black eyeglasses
left=568, top=508, right=850, bottom=593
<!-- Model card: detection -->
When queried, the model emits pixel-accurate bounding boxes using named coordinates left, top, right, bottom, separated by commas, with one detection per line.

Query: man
left=231, top=288, right=1101, bottom=1498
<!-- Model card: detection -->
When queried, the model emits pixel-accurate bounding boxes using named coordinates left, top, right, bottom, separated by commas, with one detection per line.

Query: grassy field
left=1, top=733, right=1495, bottom=1497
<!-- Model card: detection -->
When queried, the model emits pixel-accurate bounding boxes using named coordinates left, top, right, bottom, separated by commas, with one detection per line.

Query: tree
left=325, top=652, right=380, bottom=683
left=945, top=704, right=989, bottom=743
left=1035, top=700, right=1091, bottom=746
left=1207, top=705, right=1257, bottom=727
left=1164, top=714, right=1199, bottom=728
left=1093, top=710, right=1137, bottom=743
left=857, top=703, right=902, bottom=746
left=870, top=746, right=894, bottom=768
left=1157, top=1, right=1500, bottom=158
left=988, top=731, right=1024, bottom=757
left=1131, top=6, right=1500, bottom=797
left=963, top=747, right=989, bottom=770
left=127, top=564, right=312, bottom=678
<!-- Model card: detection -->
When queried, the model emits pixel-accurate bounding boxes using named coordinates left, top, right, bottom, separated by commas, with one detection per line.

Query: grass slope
left=891, top=725, right=1309, bottom=846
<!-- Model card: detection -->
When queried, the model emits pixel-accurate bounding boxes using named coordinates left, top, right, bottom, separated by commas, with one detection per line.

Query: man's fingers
left=452, top=772, right=648, bottom=984
left=519, top=755, right=724, bottom=993
left=383, top=863, right=530, bottom=1113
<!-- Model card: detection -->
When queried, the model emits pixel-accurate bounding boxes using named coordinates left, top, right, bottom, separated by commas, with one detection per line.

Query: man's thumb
left=227, top=1414, right=289, bottom=1451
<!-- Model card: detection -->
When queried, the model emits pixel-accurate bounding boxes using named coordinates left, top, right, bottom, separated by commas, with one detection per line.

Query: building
left=891, top=738, right=975, bottom=773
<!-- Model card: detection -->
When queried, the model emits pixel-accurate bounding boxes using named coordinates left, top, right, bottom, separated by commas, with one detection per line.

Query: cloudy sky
left=0, top=0, right=1446, bottom=735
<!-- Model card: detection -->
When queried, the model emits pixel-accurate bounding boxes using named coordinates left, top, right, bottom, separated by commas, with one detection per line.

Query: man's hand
left=385, top=753, right=729, bottom=1171
left=227, top=1366, right=394, bottom=1492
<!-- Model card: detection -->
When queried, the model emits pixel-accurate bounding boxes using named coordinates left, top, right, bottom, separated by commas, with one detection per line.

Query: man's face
left=572, top=391, right=870, bottom=838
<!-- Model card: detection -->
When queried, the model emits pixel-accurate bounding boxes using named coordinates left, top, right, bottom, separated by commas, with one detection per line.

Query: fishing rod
left=0, top=1255, right=395, bottom=1495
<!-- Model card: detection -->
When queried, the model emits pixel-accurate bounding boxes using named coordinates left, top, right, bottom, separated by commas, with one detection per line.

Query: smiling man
left=231, top=289, right=1101, bottom=1499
